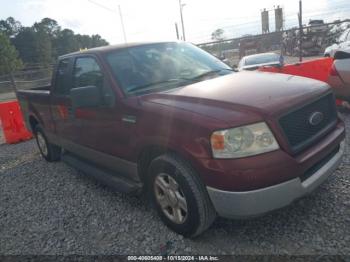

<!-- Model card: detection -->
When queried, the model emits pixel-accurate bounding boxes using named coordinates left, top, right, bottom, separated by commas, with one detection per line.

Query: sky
left=0, top=0, right=350, bottom=44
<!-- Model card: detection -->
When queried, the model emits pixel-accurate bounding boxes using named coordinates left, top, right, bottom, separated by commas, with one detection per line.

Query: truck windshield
left=105, top=42, right=233, bottom=95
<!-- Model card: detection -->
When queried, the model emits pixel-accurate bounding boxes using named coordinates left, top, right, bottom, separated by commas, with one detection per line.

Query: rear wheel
left=34, top=125, right=61, bottom=162
left=147, top=153, right=216, bottom=237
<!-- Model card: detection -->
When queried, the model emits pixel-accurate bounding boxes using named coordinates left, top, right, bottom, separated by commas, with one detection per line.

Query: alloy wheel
left=154, top=173, right=188, bottom=224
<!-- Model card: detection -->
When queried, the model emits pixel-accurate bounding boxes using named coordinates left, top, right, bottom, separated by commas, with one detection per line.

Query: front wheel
left=34, top=125, right=61, bottom=162
left=147, top=154, right=216, bottom=237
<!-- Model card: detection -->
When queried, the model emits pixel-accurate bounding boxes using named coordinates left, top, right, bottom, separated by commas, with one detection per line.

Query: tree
left=33, top=18, right=61, bottom=38
left=75, top=34, right=109, bottom=50
left=3, top=16, right=109, bottom=65
left=211, top=28, right=225, bottom=41
left=0, top=17, right=22, bottom=38
left=33, top=18, right=61, bottom=59
left=13, top=27, right=52, bottom=66
left=54, top=29, right=79, bottom=56
left=90, top=34, right=108, bottom=47
left=0, top=32, right=22, bottom=75
left=12, top=27, right=37, bottom=64
left=35, top=28, right=52, bottom=65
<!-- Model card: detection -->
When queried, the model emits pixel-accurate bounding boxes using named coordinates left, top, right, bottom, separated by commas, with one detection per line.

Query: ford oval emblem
left=309, top=111, right=324, bottom=126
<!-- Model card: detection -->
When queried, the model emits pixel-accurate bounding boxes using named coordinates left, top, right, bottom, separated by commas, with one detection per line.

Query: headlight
left=210, top=122, right=279, bottom=159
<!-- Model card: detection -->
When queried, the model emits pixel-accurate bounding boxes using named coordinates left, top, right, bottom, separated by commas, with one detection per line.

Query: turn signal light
left=211, top=134, right=225, bottom=150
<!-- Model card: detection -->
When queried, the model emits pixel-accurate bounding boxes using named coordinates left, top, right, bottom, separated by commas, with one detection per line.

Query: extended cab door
left=69, top=55, right=139, bottom=181
left=50, top=58, right=82, bottom=145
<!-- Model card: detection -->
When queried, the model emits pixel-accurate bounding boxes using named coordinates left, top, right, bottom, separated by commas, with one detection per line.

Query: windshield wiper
left=128, top=79, right=187, bottom=93
left=188, top=68, right=234, bottom=81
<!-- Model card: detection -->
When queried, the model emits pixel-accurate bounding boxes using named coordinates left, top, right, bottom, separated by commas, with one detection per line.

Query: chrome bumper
left=207, top=141, right=345, bottom=219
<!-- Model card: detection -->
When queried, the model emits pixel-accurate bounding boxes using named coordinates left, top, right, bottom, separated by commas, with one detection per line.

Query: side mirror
left=70, top=85, right=102, bottom=109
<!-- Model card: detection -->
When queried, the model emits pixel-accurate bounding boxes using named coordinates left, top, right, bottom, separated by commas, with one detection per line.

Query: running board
left=62, top=152, right=142, bottom=195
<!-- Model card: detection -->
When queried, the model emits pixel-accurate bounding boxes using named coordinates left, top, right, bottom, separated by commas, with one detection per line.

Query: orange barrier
left=0, top=100, right=32, bottom=144
left=258, top=57, right=343, bottom=105
left=259, top=57, right=334, bottom=82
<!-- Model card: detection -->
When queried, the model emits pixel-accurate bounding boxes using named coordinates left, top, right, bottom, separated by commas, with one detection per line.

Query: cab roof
left=58, top=41, right=180, bottom=59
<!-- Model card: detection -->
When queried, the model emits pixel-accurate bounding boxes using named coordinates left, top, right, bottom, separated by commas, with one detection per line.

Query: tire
left=147, top=153, right=216, bottom=237
left=34, top=125, right=61, bottom=162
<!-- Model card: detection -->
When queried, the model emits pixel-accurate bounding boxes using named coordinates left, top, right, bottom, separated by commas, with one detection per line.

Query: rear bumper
left=207, top=141, right=344, bottom=218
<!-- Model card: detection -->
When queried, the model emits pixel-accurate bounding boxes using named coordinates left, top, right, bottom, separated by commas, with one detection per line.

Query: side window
left=54, top=59, right=70, bottom=95
left=73, top=57, right=103, bottom=89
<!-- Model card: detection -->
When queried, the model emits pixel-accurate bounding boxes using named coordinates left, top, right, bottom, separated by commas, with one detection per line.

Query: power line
left=87, top=0, right=116, bottom=12
left=87, top=0, right=127, bottom=43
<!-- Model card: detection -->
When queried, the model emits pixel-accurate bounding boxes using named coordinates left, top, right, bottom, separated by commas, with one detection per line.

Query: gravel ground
left=0, top=115, right=349, bottom=256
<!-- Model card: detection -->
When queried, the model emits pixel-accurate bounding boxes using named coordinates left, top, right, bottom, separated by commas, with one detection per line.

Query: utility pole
left=298, top=0, right=303, bottom=62
left=179, top=0, right=186, bottom=41
left=175, top=23, right=180, bottom=40
left=118, top=4, right=127, bottom=43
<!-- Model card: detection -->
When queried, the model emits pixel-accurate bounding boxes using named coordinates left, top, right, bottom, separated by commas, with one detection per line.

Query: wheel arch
left=137, top=144, right=195, bottom=184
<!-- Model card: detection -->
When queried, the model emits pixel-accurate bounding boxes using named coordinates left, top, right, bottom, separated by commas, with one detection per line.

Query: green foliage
left=211, top=29, right=225, bottom=41
left=33, top=18, right=61, bottom=38
left=0, top=32, right=22, bottom=74
left=0, top=17, right=109, bottom=68
left=0, top=17, right=22, bottom=38
left=12, top=28, right=37, bottom=63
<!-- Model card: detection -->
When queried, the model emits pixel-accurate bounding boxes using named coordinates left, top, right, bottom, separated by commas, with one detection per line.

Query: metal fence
left=197, top=19, right=350, bottom=67
left=0, top=67, right=53, bottom=102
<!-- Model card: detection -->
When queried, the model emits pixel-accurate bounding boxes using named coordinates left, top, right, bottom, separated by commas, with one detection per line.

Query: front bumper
left=207, top=141, right=344, bottom=219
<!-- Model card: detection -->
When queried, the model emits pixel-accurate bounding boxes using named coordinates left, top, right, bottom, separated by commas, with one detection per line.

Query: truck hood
left=140, top=71, right=330, bottom=123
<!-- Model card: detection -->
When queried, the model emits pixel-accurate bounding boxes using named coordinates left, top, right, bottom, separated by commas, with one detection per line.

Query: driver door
left=70, top=55, right=137, bottom=179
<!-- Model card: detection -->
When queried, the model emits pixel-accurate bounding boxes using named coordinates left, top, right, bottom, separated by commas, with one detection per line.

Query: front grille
left=279, top=94, right=337, bottom=154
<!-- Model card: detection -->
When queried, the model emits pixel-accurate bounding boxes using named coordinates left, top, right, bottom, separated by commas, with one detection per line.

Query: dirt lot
left=0, top=112, right=349, bottom=255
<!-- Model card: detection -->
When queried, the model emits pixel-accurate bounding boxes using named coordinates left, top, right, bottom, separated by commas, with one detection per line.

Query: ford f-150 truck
left=17, top=42, right=345, bottom=237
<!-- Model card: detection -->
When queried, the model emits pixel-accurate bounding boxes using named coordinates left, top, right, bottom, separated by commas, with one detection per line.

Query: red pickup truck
left=17, top=42, right=345, bottom=237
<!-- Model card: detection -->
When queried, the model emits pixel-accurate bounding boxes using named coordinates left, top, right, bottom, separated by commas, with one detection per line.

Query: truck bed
left=16, top=85, right=52, bottom=132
